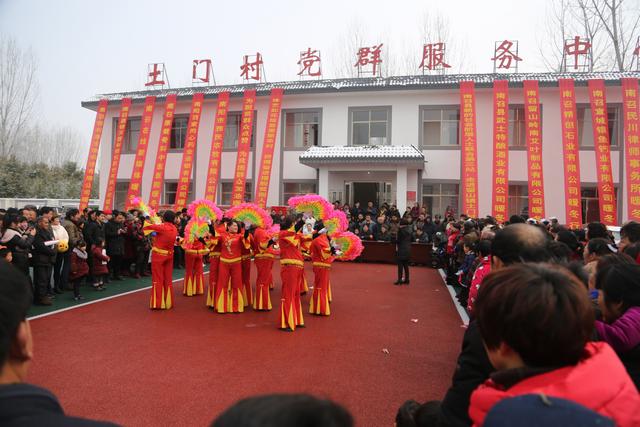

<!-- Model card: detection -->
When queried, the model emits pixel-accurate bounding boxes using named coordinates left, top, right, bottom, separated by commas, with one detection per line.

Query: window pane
left=353, top=122, right=369, bottom=145
left=302, top=111, right=319, bottom=123
left=608, top=107, right=618, bottom=146
left=442, top=121, right=459, bottom=146
left=442, top=109, right=459, bottom=121
left=370, top=122, right=387, bottom=145
left=422, top=109, right=440, bottom=121
left=423, top=122, right=441, bottom=145
left=114, top=182, right=129, bottom=211
left=170, top=117, right=188, bottom=150
left=224, top=114, right=240, bottom=148
left=577, top=107, right=594, bottom=147
left=370, top=110, right=387, bottom=121
left=441, top=184, right=458, bottom=195
left=352, top=111, right=369, bottom=122
left=422, top=184, right=436, bottom=195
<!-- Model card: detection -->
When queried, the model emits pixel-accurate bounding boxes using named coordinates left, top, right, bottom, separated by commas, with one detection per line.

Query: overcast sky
left=0, top=0, right=554, bottom=147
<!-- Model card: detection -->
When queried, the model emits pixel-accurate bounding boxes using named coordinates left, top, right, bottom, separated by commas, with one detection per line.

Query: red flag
left=148, top=95, right=177, bottom=209
left=255, top=88, right=284, bottom=208
left=230, top=90, right=257, bottom=206
left=622, top=78, right=640, bottom=221
left=204, top=92, right=230, bottom=201
left=523, top=80, right=545, bottom=219
left=125, top=96, right=156, bottom=209
left=103, top=98, right=132, bottom=210
left=459, top=81, right=479, bottom=218
left=79, top=99, right=108, bottom=211
left=491, top=80, right=509, bottom=222
left=559, top=79, right=583, bottom=228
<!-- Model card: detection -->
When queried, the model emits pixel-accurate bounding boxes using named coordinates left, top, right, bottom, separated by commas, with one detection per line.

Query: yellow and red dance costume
left=215, top=230, right=250, bottom=313
left=206, top=225, right=224, bottom=308
left=240, top=233, right=253, bottom=307
left=252, top=227, right=274, bottom=310
left=278, top=228, right=305, bottom=330
left=309, top=234, right=335, bottom=315
left=182, top=239, right=208, bottom=296
left=144, top=222, right=178, bottom=309
left=299, top=234, right=312, bottom=294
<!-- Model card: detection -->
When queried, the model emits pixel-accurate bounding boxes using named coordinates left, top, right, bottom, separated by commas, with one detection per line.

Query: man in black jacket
left=104, top=211, right=126, bottom=280
left=399, top=224, right=554, bottom=427
left=0, top=260, right=119, bottom=426
left=32, top=217, right=57, bottom=306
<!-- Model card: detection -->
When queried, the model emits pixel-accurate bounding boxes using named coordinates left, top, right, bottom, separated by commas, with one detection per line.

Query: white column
left=318, top=168, right=329, bottom=198
left=396, top=166, right=408, bottom=213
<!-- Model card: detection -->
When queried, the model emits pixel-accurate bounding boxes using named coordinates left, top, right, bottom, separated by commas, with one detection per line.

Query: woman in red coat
left=252, top=226, right=276, bottom=311
left=206, top=223, right=224, bottom=308
left=215, top=220, right=250, bottom=313
left=182, top=235, right=209, bottom=297
left=469, top=263, right=640, bottom=427
left=309, top=223, right=335, bottom=316
left=278, top=216, right=305, bottom=331
left=144, top=211, right=178, bottom=310
left=240, top=230, right=253, bottom=307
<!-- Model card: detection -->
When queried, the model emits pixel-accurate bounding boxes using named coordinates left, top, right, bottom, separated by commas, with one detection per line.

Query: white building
left=82, top=71, right=640, bottom=223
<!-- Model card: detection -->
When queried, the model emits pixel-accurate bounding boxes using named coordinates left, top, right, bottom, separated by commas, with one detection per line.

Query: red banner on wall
left=148, top=95, right=177, bottom=209
left=459, top=81, right=479, bottom=218
left=79, top=99, right=108, bottom=211
left=204, top=92, right=230, bottom=201
left=523, top=80, right=545, bottom=219
left=230, top=89, right=257, bottom=206
left=559, top=79, right=583, bottom=228
left=622, top=78, right=640, bottom=221
left=125, top=96, right=156, bottom=209
left=491, top=80, right=509, bottom=223
left=103, top=98, right=132, bottom=210
left=173, top=93, right=204, bottom=210
left=255, top=88, right=284, bottom=208
left=588, top=80, right=617, bottom=225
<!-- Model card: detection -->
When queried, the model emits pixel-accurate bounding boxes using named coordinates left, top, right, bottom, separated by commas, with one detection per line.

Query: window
left=170, top=116, right=189, bottom=150
left=114, top=181, right=130, bottom=211
left=421, top=183, right=459, bottom=217
left=577, top=106, right=619, bottom=147
left=283, top=182, right=317, bottom=203
left=581, top=187, right=619, bottom=223
left=115, top=118, right=141, bottom=154
left=284, top=111, right=320, bottom=148
left=163, top=182, right=193, bottom=206
left=508, top=185, right=529, bottom=217
left=224, top=112, right=256, bottom=149
left=220, top=182, right=253, bottom=206
left=508, top=107, right=526, bottom=147
left=421, top=108, right=459, bottom=146
left=350, top=108, right=390, bottom=145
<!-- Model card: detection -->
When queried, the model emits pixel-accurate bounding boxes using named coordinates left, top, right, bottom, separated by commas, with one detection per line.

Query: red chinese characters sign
left=354, top=44, right=383, bottom=76
left=419, top=43, right=451, bottom=71
left=204, top=92, right=230, bottom=201
left=240, top=53, right=263, bottom=81
left=148, top=95, right=177, bottom=209
left=145, top=63, right=166, bottom=87
left=79, top=99, right=108, bottom=211
left=173, top=93, right=204, bottom=210
left=588, top=80, right=617, bottom=225
left=523, top=80, right=545, bottom=219
left=491, top=80, right=509, bottom=223
left=255, top=88, right=284, bottom=208
left=559, top=79, right=583, bottom=228
left=125, top=96, right=156, bottom=208
left=297, top=48, right=321, bottom=77
left=622, top=78, right=640, bottom=221
left=230, top=90, right=257, bottom=206
left=459, top=81, right=478, bottom=218
left=103, top=98, right=132, bottom=210
left=492, top=40, right=522, bottom=70
left=192, top=59, right=213, bottom=83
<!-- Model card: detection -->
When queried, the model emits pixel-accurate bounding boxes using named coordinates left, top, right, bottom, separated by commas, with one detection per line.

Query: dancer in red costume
left=182, top=234, right=209, bottom=296
left=214, top=220, right=250, bottom=313
left=309, top=221, right=339, bottom=316
left=278, top=216, right=306, bottom=331
left=205, top=223, right=224, bottom=308
left=240, top=226, right=253, bottom=307
left=144, top=211, right=178, bottom=310
left=252, top=226, right=276, bottom=310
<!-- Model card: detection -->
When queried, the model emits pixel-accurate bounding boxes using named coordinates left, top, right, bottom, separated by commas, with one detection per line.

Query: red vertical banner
left=255, top=88, right=284, bottom=208
left=523, top=80, right=545, bottom=219
left=230, top=89, right=257, bottom=206
left=125, top=96, right=156, bottom=208
left=148, top=95, right=177, bottom=209
left=559, top=79, right=583, bottom=228
left=102, top=98, right=132, bottom=210
left=204, top=92, right=230, bottom=201
left=588, top=80, right=617, bottom=225
left=79, top=99, right=108, bottom=211
left=173, top=93, right=204, bottom=210
left=622, top=78, right=640, bottom=221
left=459, top=82, right=479, bottom=217
left=491, top=80, right=509, bottom=222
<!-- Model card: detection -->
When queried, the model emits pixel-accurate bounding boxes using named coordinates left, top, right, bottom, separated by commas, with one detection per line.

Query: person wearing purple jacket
left=595, top=262, right=640, bottom=390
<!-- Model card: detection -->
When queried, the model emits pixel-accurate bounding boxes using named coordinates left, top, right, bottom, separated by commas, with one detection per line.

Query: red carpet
left=28, top=263, right=464, bottom=427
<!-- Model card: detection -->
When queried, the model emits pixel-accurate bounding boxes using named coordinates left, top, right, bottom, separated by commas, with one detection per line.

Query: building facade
left=82, top=71, right=640, bottom=224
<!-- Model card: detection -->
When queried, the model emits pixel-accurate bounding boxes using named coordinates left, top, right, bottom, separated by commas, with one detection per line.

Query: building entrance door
left=352, top=182, right=379, bottom=207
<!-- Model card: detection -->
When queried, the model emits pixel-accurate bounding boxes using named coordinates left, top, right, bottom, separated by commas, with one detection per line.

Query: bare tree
left=539, top=0, right=640, bottom=71
left=0, top=37, right=38, bottom=157
left=18, top=124, right=85, bottom=167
